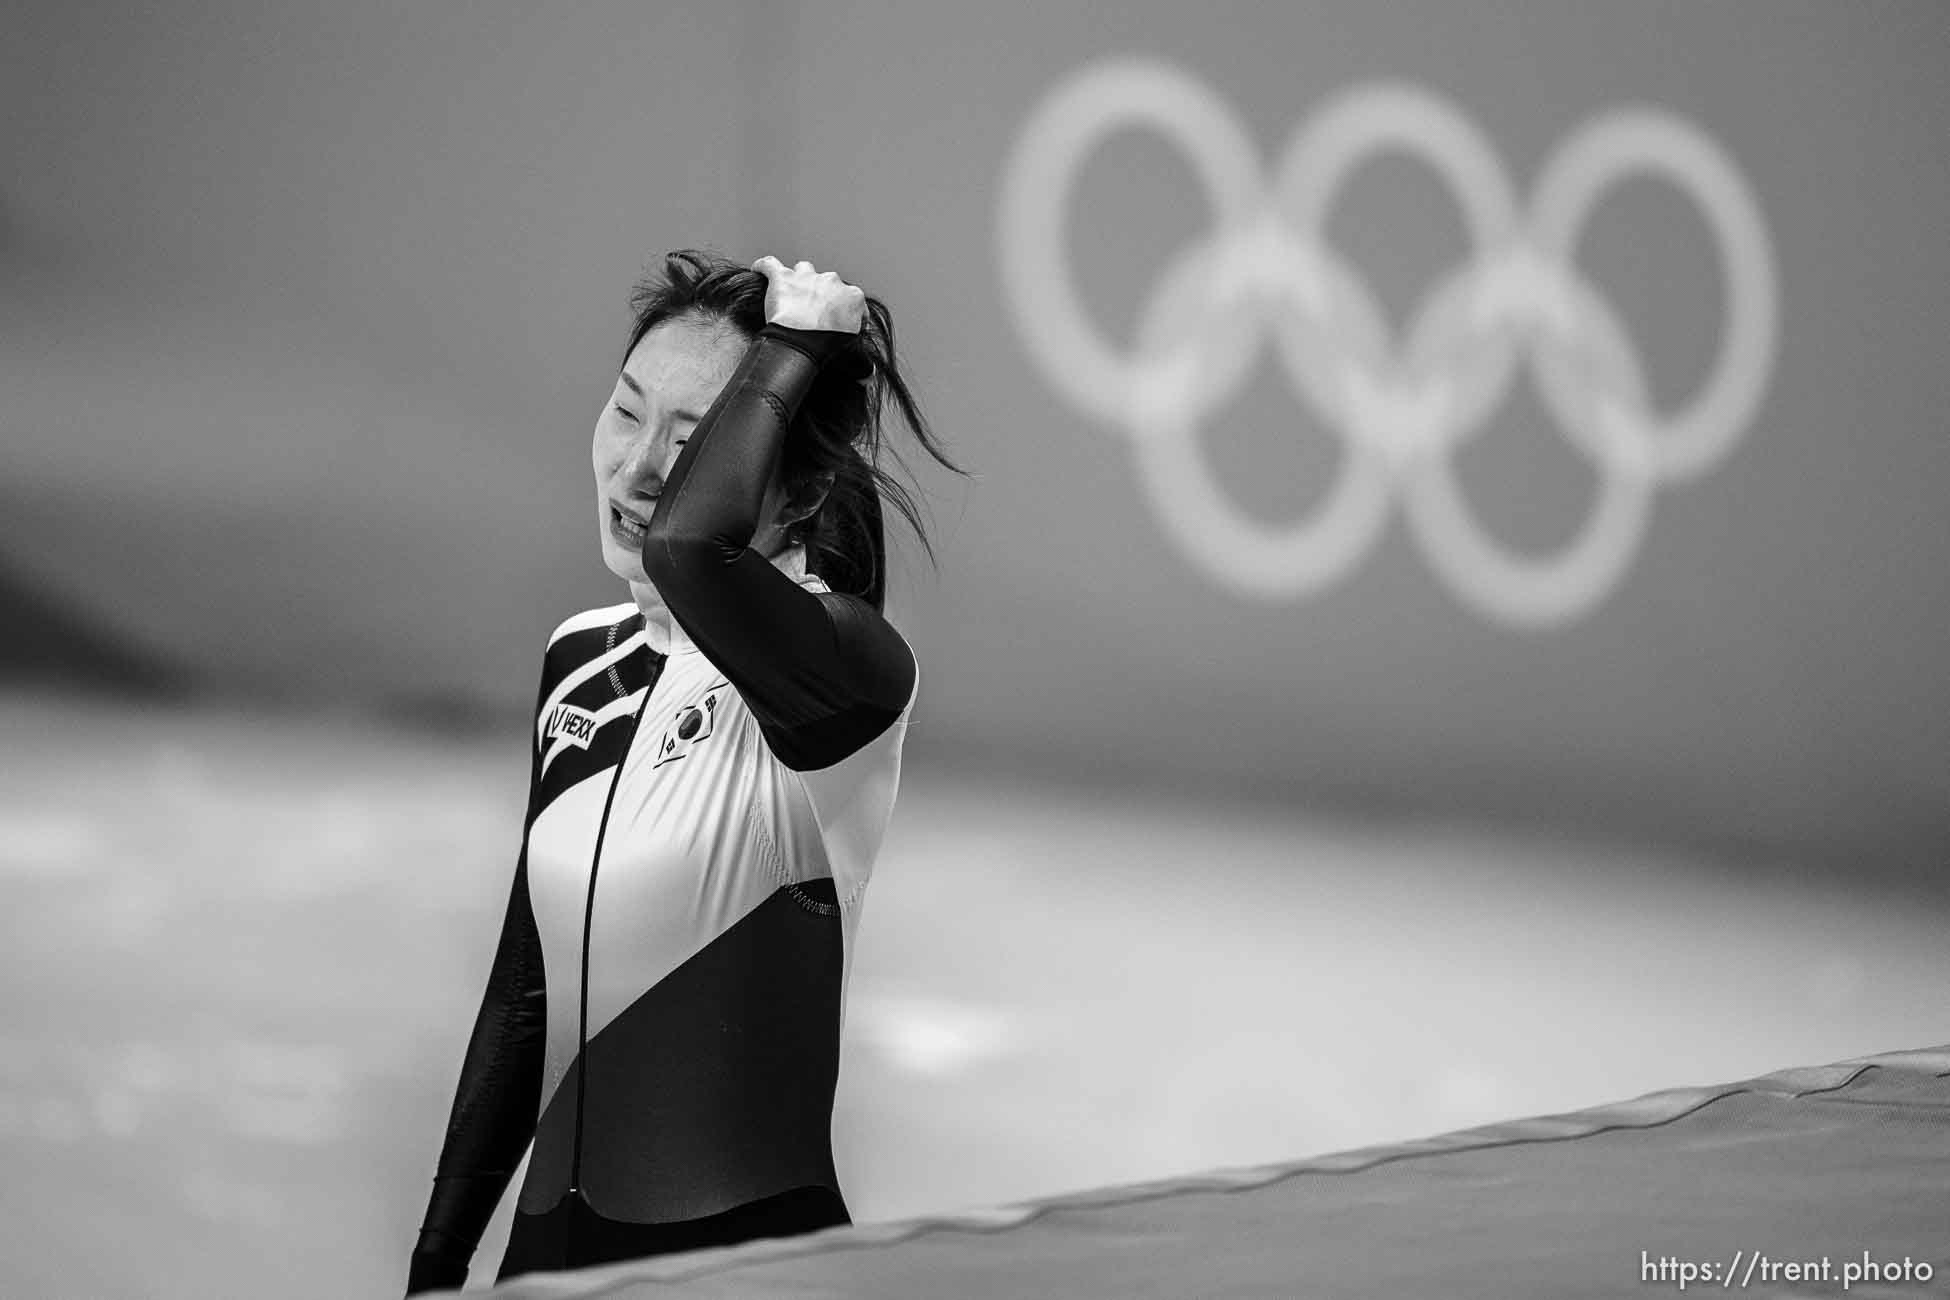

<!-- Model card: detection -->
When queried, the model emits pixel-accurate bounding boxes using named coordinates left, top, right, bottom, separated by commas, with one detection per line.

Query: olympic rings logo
left=996, top=59, right=1778, bottom=626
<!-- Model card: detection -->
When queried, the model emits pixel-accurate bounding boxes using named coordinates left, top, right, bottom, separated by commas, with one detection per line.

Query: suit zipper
left=568, top=674, right=654, bottom=1206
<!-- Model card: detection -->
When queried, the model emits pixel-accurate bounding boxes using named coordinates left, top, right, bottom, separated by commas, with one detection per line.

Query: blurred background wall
left=7, top=0, right=1942, bottom=880
left=5, top=0, right=1947, bottom=874
left=3, top=3, right=1948, bottom=1298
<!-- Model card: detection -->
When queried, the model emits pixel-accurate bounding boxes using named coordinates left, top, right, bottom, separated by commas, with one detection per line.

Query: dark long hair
left=621, top=249, right=966, bottom=612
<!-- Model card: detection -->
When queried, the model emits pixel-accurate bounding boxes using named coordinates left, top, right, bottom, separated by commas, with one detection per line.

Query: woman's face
left=594, top=313, right=791, bottom=585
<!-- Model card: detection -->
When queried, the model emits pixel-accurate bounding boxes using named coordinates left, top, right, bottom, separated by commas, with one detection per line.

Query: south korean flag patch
left=652, top=681, right=725, bottom=768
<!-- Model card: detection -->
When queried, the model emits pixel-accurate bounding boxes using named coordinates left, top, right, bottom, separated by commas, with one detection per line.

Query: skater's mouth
left=609, top=501, right=654, bottom=546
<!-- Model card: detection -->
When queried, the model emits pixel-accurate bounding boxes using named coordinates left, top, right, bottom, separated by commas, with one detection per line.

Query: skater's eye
left=613, top=404, right=639, bottom=423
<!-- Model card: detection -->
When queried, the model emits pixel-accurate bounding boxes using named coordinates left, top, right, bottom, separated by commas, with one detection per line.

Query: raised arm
left=641, top=261, right=915, bottom=770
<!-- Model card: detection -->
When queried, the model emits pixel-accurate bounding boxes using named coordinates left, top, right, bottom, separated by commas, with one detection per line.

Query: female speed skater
left=405, top=250, right=966, bottom=1292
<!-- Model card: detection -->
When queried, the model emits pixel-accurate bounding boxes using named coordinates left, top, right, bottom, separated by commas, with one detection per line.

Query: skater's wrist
left=405, top=1236, right=471, bottom=1295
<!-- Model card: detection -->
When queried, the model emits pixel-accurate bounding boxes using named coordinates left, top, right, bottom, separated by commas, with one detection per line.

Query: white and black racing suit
left=407, top=323, right=917, bottom=1292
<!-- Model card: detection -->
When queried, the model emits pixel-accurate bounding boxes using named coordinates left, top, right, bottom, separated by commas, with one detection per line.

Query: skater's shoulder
left=544, top=601, right=640, bottom=650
